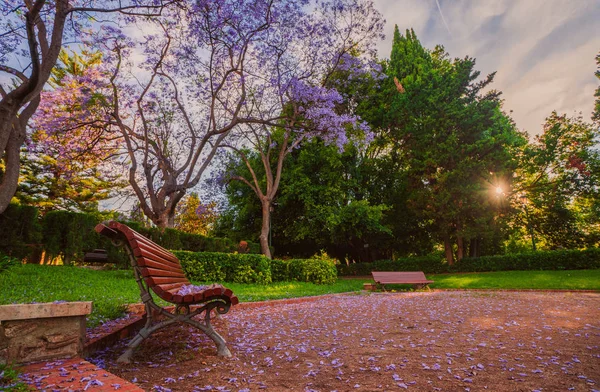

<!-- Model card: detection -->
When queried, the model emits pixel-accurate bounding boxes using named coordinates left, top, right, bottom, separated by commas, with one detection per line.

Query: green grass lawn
left=428, top=269, right=600, bottom=290
left=0, top=265, right=366, bottom=326
left=0, top=265, right=598, bottom=327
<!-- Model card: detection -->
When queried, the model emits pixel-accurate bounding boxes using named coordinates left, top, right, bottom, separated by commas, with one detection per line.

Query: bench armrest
left=95, top=223, right=121, bottom=241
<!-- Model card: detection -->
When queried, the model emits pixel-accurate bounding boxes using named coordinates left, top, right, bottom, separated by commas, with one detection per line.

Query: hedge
left=0, top=204, right=41, bottom=260
left=119, top=222, right=260, bottom=254
left=337, top=255, right=446, bottom=275
left=287, top=258, right=338, bottom=285
left=449, top=248, right=600, bottom=272
left=173, top=251, right=338, bottom=285
left=175, top=251, right=272, bottom=284
left=337, top=248, right=600, bottom=275
left=0, top=204, right=259, bottom=264
left=42, top=210, right=128, bottom=266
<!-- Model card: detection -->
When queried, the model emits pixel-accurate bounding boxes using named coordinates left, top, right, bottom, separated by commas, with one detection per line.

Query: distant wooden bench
left=83, top=249, right=109, bottom=263
left=96, top=221, right=238, bottom=363
left=372, top=271, right=434, bottom=291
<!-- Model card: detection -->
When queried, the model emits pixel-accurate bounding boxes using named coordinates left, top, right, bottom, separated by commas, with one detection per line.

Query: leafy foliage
left=0, top=363, right=29, bottom=391
left=0, top=254, right=19, bottom=274
left=174, top=193, right=218, bottom=236
left=377, top=27, right=525, bottom=263
left=338, top=248, right=600, bottom=275
left=174, top=250, right=338, bottom=285
left=514, top=112, right=600, bottom=249
left=0, top=203, right=41, bottom=260
left=287, top=252, right=338, bottom=285
left=0, top=204, right=258, bottom=265
left=42, top=210, right=126, bottom=266
left=175, top=251, right=272, bottom=285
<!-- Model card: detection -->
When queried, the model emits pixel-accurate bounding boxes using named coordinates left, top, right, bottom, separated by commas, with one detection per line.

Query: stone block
left=0, top=302, right=91, bottom=364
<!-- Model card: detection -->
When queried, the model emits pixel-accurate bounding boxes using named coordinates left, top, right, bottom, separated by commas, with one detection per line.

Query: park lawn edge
left=0, top=265, right=598, bottom=327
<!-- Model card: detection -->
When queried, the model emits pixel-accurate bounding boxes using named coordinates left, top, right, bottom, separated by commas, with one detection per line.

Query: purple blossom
left=176, top=284, right=209, bottom=296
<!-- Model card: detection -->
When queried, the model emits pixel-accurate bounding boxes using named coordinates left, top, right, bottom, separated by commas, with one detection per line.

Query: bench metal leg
left=117, top=300, right=232, bottom=363
left=185, top=310, right=231, bottom=357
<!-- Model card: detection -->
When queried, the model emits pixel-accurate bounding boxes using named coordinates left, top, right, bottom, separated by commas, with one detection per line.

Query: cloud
left=374, top=0, right=600, bottom=134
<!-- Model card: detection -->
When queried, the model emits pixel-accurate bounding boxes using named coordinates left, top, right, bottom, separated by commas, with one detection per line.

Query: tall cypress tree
left=382, top=26, right=525, bottom=264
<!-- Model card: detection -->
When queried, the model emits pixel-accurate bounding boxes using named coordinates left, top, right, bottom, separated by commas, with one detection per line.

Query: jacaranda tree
left=0, top=0, right=179, bottom=214
left=47, top=0, right=383, bottom=238
left=219, top=1, right=385, bottom=258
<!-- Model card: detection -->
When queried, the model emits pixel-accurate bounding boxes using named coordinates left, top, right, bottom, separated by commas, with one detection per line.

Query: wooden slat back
left=103, top=221, right=191, bottom=301
left=372, top=271, right=433, bottom=284
left=95, top=221, right=240, bottom=306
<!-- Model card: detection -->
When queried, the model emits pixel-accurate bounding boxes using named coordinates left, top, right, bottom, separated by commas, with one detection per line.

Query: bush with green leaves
left=0, top=362, right=29, bottom=391
left=449, top=248, right=600, bottom=272
left=0, top=203, right=41, bottom=260
left=174, top=251, right=272, bottom=284
left=42, top=210, right=129, bottom=266
left=337, top=255, right=445, bottom=275
left=337, top=248, right=600, bottom=275
left=269, top=258, right=291, bottom=282
left=287, top=252, right=338, bottom=285
left=0, top=254, right=19, bottom=273
left=0, top=203, right=260, bottom=265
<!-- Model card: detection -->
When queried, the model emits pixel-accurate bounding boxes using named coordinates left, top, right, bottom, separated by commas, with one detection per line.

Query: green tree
left=380, top=27, right=524, bottom=264
left=515, top=112, right=599, bottom=249
left=174, top=193, right=217, bottom=235
left=217, top=139, right=393, bottom=262
left=15, top=49, right=123, bottom=214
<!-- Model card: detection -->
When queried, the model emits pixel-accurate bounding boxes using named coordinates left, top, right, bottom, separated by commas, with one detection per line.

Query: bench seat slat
left=157, top=282, right=187, bottom=292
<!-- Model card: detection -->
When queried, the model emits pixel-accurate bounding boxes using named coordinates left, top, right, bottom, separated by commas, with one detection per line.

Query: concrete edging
left=0, top=301, right=92, bottom=321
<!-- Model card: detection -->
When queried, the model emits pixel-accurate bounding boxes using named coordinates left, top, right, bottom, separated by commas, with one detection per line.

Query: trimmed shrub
left=0, top=204, right=260, bottom=264
left=337, top=255, right=446, bottom=276
left=449, top=248, right=600, bottom=272
left=174, top=251, right=272, bottom=284
left=118, top=222, right=260, bottom=254
left=0, top=254, right=19, bottom=273
left=288, top=253, right=338, bottom=285
left=0, top=203, right=41, bottom=260
left=42, top=211, right=130, bottom=266
left=337, top=248, right=600, bottom=275
left=270, top=258, right=291, bottom=282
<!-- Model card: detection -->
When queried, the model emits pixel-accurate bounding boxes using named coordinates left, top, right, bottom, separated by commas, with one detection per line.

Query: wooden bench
left=95, top=221, right=238, bottom=363
left=83, top=249, right=109, bottom=263
left=372, top=271, right=434, bottom=291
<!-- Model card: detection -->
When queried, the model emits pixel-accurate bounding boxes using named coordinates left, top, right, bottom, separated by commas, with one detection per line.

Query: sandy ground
left=89, top=291, right=600, bottom=391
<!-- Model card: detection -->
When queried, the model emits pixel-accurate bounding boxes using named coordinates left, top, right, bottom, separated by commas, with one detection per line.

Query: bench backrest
left=95, top=221, right=191, bottom=302
left=372, top=271, right=432, bottom=284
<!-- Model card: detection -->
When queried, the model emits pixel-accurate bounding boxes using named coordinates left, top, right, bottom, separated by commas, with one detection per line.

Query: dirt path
left=90, top=291, right=600, bottom=391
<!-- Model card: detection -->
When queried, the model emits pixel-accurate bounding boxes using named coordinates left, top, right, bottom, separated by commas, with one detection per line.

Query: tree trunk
left=259, top=200, right=272, bottom=259
left=469, top=238, right=478, bottom=258
left=456, top=236, right=464, bottom=261
left=443, top=235, right=454, bottom=265
left=0, top=128, right=23, bottom=213
left=154, top=209, right=176, bottom=229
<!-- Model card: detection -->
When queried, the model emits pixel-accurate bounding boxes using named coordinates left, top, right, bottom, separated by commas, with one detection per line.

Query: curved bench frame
left=96, top=221, right=238, bottom=363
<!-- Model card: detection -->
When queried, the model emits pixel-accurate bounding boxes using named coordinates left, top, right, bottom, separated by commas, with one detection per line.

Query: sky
left=372, top=0, right=600, bottom=135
